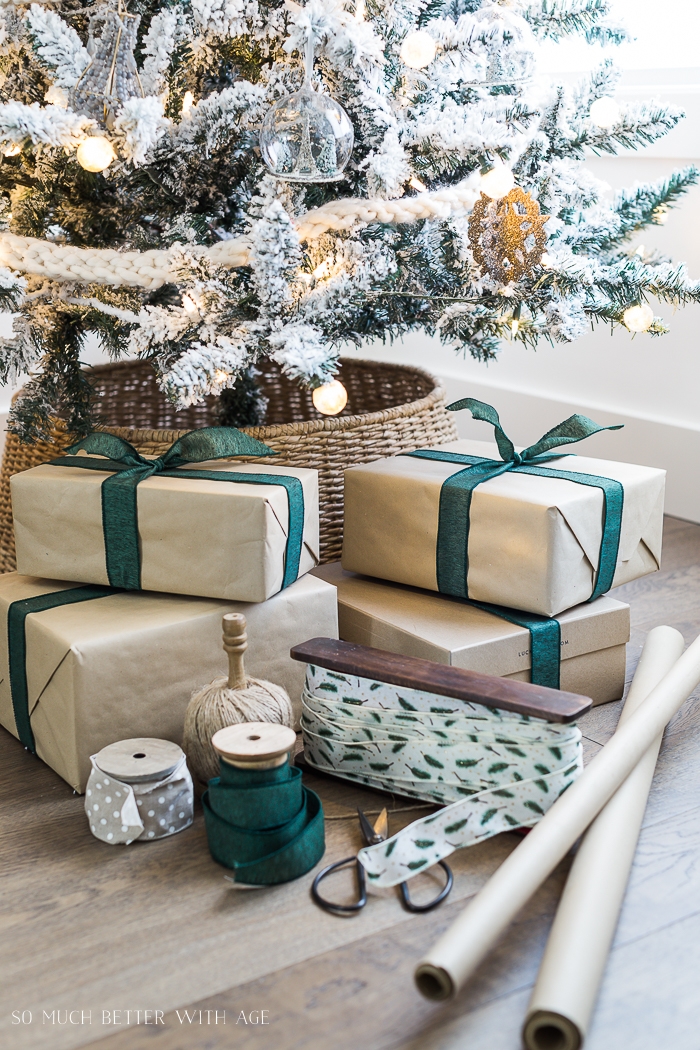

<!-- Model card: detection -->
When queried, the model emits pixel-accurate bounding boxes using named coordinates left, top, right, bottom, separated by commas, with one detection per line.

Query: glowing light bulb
left=589, top=97, right=621, bottom=129
left=76, top=136, right=116, bottom=172
left=480, top=165, right=515, bottom=200
left=355, top=0, right=365, bottom=20
left=400, top=30, right=437, bottom=69
left=623, top=303, right=654, bottom=332
left=511, top=318, right=519, bottom=335
left=214, top=369, right=230, bottom=383
left=312, top=380, right=348, bottom=416
left=3, top=144, right=21, bottom=157
left=409, top=176, right=427, bottom=192
left=182, top=294, right=199, bottom=314
left=182, top=91, right=195, bottom=115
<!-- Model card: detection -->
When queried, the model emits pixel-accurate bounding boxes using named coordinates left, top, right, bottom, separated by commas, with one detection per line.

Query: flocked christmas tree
left=0, top=0, right=696, bottom=439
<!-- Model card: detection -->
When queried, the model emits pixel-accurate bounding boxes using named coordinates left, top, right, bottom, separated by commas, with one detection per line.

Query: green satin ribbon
left=8, top=585, right=116, bottom=752
left=466, top=599, right=562, bottom=689
left=203, top=759, right=325, bottom=885
left=50, top=428, right=305, bottom=592
left=406, top=399, right=625, bottom=690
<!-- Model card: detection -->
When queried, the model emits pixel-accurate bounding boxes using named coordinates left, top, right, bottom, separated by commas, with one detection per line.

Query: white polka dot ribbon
left=84, top=754, right=194, bottom=845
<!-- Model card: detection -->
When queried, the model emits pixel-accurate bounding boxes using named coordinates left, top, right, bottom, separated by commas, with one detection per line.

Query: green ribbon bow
left=405, top=399, right=625, bottom=689
left=51, top=427, right=305, bottom=592
left=203, top=759, right=325, bottom=885
left=8, top=585, right=117, bottom=752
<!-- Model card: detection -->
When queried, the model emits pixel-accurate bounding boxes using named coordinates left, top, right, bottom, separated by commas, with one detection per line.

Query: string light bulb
left=480, top=164, right=515, bottom=200
left=182, top=294, right=199, bottom=314
left=3, top=144, right=21, bottom=157
left=181, top=91, right=195, bottom=116
left=409, top=176, right=427, bottom=192
left=76, top=136, right=116, bottom=172
left=400, top=30, right=437, bottom=69
left=623, top=303, right=654, bottom=332
left=312, top=380, right=348, bottom=416
left=589, top=97, right=621, bottom=129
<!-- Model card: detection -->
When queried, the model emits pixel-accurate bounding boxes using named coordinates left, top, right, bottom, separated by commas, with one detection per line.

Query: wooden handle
left=290, top=638, right=592, bottom=724
left=223, top=613, right=247, bottom=690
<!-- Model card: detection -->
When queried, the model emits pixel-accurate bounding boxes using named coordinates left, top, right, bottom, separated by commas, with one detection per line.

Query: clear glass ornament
left=260, top=37, right=353, bottom=183
left=70, top=0, right=143, bottom=128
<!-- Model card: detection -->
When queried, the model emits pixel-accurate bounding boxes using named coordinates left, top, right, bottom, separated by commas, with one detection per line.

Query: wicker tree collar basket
left=0, top=357, right=458, bottom=571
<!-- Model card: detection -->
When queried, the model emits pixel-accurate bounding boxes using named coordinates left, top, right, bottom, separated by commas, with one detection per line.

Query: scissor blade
left=357, top=808, right=379, bottom=845
left=373, top=808, right=389, bottom=842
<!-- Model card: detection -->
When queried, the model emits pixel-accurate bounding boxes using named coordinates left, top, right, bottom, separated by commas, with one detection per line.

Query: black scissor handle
left=398, top=860, right=453, bottom=913
left=311, top=856, right=367, bottom=914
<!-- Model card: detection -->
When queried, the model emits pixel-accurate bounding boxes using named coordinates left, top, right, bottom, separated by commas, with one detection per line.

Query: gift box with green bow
left=342, top=400, right=665, bottom=619
left=11, top=428, right=320, bottom=603
left=0, top=571, right=337, bottom=792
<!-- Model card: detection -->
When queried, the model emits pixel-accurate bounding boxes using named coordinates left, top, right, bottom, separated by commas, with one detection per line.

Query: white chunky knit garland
left=0, top=180, right=480, bottom=289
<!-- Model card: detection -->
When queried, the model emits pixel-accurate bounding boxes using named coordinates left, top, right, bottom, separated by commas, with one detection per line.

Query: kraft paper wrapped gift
left=342, top=439, right=665, bottom=617
left=0, top=572, right=338, bottom=792
left=12, top=459, right=319, bottom=602
left=312, top=562, right=630, bottom=706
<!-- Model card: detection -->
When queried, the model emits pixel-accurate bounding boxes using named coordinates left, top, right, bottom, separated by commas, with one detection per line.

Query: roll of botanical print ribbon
left=301, top=665, right=582, bottom=887
left=85, top=738, right=194, bottom=845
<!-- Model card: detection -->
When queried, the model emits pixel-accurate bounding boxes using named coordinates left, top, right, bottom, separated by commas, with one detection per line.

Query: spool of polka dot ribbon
left=85, top=738, right=194, bottom=845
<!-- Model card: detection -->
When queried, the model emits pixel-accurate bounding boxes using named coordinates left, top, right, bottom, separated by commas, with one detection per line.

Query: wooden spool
left=211, top=722, right=297, bottom=770
left=93, top=738, right=184, bottom=783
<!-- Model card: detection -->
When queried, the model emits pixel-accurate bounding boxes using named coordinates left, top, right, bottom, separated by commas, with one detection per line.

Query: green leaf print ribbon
left=301, top=665, right=582, bottom=889
left=50, top=428, right=305, bottom=591
left=406, top=398, right=625, bottom=604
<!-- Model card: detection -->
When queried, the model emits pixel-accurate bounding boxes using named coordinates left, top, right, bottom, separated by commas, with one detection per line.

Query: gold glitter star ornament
left=468, top=187, right=549, bottom=284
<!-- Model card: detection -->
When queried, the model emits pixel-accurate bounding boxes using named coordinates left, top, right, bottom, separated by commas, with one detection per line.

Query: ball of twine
left=184, top=675, right=294, bottom=787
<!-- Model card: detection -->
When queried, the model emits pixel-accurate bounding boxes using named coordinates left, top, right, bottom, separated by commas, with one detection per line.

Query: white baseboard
left=1, top=381, right=697, bottom=523
left=438, top=374, right=700, bottom=524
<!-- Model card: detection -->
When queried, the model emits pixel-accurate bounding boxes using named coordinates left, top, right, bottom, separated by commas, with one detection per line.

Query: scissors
left=311, top=807, right=453, bottom=915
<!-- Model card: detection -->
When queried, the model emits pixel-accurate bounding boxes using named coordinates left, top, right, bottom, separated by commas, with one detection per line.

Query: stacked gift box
left=0, top=401, right=667, bottom=795
left=2, top=428, right=338, bottom=791
left=313, top=399, right=666, bottom=707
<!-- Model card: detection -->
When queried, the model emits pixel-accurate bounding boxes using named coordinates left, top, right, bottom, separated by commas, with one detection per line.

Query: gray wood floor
left=2, top=515, right=699, bottom=1050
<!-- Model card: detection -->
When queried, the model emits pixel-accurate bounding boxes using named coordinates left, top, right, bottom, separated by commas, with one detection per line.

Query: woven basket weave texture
left=0, top=357, right=458, bottom=572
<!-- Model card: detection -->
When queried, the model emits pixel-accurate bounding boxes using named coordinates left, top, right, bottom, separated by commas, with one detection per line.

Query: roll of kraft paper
left=414, top=625, right=700, bottom=1002
left=202, top=722, right=325, bottom=885
left=522, top=625, right=685, bottom=1050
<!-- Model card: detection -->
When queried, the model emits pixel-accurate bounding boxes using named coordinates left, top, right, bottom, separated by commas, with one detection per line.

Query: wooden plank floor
left=2, top=515, right=699, bottom=1050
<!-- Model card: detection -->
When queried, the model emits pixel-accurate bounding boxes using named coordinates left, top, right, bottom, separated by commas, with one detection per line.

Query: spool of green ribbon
left=202, top=723, right=325, bottom=885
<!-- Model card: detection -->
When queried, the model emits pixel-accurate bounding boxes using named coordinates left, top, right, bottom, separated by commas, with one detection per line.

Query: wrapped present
left=0, top=572, right=337, bottom=792
left=342, top=400, right=664, bottom=617
left=12, top=429, right=319, bottom=603
left=312, top=562, right=630, bottom=705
